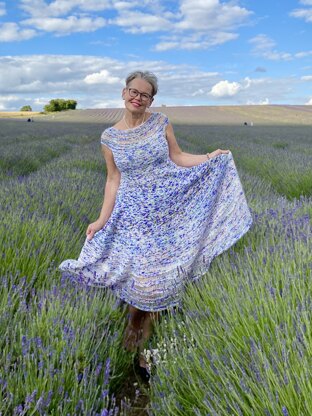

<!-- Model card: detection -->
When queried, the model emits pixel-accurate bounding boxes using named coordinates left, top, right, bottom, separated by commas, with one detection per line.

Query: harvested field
left=0, top=111, right=41, bottom=119
left=9, top=105, right=310, bottom=125
left=2, top=105, right=312, bottom=125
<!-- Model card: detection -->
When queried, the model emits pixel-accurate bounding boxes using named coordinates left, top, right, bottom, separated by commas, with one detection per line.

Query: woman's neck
left=123, top=111, right=146, bottom=129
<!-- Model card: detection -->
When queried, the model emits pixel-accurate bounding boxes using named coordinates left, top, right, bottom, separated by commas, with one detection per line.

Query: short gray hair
left=125, top=71, right=158, bottom=97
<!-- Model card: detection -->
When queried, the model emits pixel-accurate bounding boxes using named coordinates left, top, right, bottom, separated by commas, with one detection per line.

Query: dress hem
left=60, top=217, right=253, bottom=312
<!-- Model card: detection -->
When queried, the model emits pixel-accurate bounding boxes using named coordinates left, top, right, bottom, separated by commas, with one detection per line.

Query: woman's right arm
left=86, top=144, right=121, bottom=241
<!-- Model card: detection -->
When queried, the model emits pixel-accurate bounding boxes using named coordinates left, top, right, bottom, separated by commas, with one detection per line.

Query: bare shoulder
left=165, top=120, right=175, bottom=137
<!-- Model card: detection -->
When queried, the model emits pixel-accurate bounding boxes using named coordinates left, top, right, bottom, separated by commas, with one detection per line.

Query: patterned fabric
left=59, top=112, right=253, bottom=311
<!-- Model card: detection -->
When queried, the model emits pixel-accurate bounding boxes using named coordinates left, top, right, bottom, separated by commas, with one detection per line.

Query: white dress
left=59, top=112, right=253, bottom=311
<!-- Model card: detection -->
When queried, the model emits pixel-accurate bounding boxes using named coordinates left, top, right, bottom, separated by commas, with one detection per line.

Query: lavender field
left=0, top=117, right=311, bottom=415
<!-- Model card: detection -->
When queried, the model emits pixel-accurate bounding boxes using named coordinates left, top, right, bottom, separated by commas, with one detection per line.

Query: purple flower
left=102, top=389, right=109, bottom=398
left=104, top=357, right=111, bottom=385
left=45, top=390, right=53, bottom=407
left=95, top=363, right=103, bottom=377
left=21, top=335, right=29, bottom=356
left=282, top=406, right=289, bottom=416
left=13, top=404, right=24, bottom=415
left=25, top=389, right=37, bottom=405
left=76, top=399, right=84, bottom=412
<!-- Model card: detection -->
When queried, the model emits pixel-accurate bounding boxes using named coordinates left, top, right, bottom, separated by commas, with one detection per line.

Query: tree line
left=20, top=99, right=77, bottom=113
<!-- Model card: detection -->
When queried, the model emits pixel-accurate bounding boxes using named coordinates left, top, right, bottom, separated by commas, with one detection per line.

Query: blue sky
left=0, top=0, right=312, bottom=110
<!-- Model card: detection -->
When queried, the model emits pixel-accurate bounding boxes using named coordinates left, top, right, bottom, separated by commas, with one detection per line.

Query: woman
left=59, top=70, right=253, bottom=381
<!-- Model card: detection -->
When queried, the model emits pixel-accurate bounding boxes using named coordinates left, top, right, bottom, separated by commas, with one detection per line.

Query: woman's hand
left=208, top=149, right=230, bottom=159
left=86, top=219, right=106, bottom=241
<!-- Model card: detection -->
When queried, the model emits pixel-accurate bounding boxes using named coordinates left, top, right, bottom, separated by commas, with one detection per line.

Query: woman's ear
left=121, top=88, right=126, bottom=100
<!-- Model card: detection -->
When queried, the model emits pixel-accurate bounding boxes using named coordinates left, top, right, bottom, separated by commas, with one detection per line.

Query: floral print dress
left=59, top=112, right=253, bottom=311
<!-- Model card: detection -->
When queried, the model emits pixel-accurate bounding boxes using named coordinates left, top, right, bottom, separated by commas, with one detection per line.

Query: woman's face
left=122, top=78, right=153, bottom=113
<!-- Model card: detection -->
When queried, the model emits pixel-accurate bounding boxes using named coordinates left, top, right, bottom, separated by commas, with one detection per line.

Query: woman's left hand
left=207, top=149, right=230, bottom=159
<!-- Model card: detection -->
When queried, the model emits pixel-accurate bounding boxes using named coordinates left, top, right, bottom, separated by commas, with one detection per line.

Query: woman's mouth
left=130, top=101, right=141, bottom=107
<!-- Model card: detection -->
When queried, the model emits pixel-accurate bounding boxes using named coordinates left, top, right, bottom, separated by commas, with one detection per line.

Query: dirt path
left=115, top=365, right=151, bottom=415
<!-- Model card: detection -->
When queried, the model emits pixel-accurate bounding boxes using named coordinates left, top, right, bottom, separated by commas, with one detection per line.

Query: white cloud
left=10, top=0, right=253, bottom=50
left=33, top=97, right=51, bottom=106
left=0, top=1, right=6, bottom=16
left=20, top=0, right=111, bottom=18
left=246, top=98, right=270, bottom=105
left=0, top=54, right=303, bottom=109
left=249, top=34, right=276, bottom=51
left=0, top=95, right=21, bottom=110
left=290, top=8, right=312, bottom=22
left=263, top=51, right=292, bottom=61
left=249, top=35, right=312, bottom=61
left=208, top=76, right=293, bottom=103
left=305, top=98, right=312, bottom=104
left=260, top=98, right=270, bottom=105
left=176, top=0, right=252, bottom=31
left=155, top=41, right=179, bottom=52
left=117, top=0, right=253, bottom=49
left=113, top=1, right=138, bottom=11
left=112, top=10, right=171, bottom=33
left=191, top=89, right=205, bottom=97
left=0, top=22, right=37, bottom=42
left=210, top=80, right=242, bottom=98
left=19, top=0, right=172, bottom=37
left=249, top=34, right=292, bottom=61
left=0, top=55, right=218, bottom=108
left=16, top=0, right=109, bottom=37
left=0, top=95, right=20, bottom=101
left=290, top=0, right=312, bottom=22
left=22, top=16, right=106, bottom=35
left=90, top=98, right=124, bottom=108
left=84, top=70, right=122, bottom=85
left=155, top=32, right=238, bottom=51
left=294, top=50, right=312, bottom=58
left=301, top=75, right=312, bottom=80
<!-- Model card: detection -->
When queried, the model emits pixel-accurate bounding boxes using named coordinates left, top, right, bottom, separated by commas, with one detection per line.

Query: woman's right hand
left=86, top=219, right=106, bottom=241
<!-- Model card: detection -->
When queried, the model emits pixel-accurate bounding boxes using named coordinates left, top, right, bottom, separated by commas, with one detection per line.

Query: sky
left=0, top=0, right=312, bottom=111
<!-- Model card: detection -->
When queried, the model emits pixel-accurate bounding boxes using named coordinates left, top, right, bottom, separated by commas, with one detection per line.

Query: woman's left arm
left=165, top=123, right=230, bottom=167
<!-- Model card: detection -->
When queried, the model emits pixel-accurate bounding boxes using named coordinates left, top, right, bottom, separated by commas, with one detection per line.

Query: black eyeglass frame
left=126, top=88, right=153, bottom=102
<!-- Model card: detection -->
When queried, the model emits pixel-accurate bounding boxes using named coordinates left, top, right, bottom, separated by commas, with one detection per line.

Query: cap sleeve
left=100, top=129, right=112, bottom=150
left=158, top=112, right=169, bottom=126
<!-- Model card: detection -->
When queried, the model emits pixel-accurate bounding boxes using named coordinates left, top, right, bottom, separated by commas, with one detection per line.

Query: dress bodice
left=100, top=112, right=169, bottom=176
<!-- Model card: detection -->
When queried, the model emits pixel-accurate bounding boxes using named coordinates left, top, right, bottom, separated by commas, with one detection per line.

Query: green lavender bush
left=175, top=125, right=312, bottom=199
left=147, top=150, right=312, bottom=414
left=0, top=121, right=134, bottom=414
left=0, top=119, right=311, bottom=415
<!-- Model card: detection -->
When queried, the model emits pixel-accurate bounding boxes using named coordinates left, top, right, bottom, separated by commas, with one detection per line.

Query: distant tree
left=65, top=99, right=77, bottom=110
left=20, top=105, right=32, bottom=111
left=44, top=99, right=77, bottom=112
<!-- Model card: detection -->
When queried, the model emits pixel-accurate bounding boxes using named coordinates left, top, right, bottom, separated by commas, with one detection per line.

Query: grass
left=0, top=119, right=311, bottom=415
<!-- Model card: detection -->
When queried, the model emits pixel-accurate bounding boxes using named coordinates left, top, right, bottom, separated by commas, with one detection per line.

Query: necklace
left=123, top=112, right=146, bottom=129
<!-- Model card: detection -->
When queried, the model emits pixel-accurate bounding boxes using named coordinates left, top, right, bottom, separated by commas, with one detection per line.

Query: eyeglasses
left=126, top=88, right=153, bottom=102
